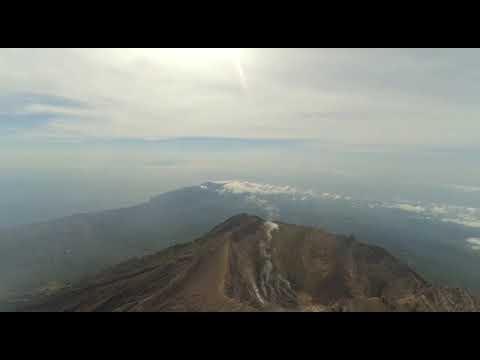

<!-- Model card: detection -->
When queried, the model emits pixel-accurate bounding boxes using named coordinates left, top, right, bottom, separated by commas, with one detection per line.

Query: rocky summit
left=23, top=214, right=480, bottom=312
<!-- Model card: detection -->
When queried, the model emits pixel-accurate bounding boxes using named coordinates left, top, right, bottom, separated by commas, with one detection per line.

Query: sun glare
left=130, top=48, right=248, bottom=89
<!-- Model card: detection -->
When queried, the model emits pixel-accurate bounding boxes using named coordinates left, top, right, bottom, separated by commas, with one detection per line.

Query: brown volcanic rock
left=23, top=214, right=480, bottom=312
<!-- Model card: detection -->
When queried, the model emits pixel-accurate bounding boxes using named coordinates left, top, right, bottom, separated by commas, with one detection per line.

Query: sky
left=2, top=48, right=480, bottom=144
left=1, top=48, right=480, bottom=226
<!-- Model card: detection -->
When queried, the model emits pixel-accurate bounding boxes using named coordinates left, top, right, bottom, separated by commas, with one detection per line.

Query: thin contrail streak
left=234, top=57, right=248, bottom=90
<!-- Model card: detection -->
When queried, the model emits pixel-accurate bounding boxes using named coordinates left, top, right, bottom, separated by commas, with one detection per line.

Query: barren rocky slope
left=23, top=214, right=480, bottom=312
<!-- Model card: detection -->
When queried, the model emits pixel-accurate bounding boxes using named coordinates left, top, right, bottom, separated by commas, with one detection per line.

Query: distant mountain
left=1, top=180, right=479, bottom=308
left=0, top=182, right=259, bottom=301
left=21, top=214, right=479, bottom=312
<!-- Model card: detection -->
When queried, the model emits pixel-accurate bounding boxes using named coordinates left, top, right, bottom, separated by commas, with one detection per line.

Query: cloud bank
left=2, top=48, right=480, bottom=145
left=466, top=238, right=480, bottom=251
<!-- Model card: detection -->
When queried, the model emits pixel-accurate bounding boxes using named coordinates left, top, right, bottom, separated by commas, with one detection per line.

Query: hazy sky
left=1, top=48, right=480, bottom=226
left=1, top=48, right=480, bottom=145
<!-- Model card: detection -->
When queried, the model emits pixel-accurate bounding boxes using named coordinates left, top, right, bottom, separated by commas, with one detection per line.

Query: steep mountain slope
left=23, top=214, right=479, bottom=312
left=2, top=180, right=480, bottom=305
left=0, top=183, right=267, bottom=300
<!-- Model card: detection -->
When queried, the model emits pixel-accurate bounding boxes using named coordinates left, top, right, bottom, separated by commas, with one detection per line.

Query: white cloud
left=431, top=205, right=449, bottom=215
left=443, top=219, right=480, bottom=228
left=209, top=180, right=480, bottom=232
left=217, top=180, right=300, bottom=196
left=448, top=184, right=480, bottom=192
left=320, top=192, right=344, bottom=200
left=466, top=238, right=480, bottom=246
left=466, top=238, right=480, bottom=251
left=208, top=180, right=314, bottom=219
left=386, top=203, right=426, bottom=214
left=2, top=48, right=480, bottom=145
left=264, top=221, right=279, bottom=241
left=378, top=200, right=480, bottom=230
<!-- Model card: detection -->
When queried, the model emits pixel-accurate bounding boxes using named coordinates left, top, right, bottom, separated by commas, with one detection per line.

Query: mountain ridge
left=21, top=214, right=480, bottom=312
left=2, top=180, right=480, bottom=306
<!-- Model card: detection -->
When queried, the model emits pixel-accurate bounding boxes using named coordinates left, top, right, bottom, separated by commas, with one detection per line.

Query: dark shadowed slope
left=22, top=214, right=480, bottom=312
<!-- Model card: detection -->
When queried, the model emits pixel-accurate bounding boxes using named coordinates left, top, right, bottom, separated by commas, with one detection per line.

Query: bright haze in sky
left=1, top=48, right=480, bottom=227
left=1, top=48, right=479, bottom=144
